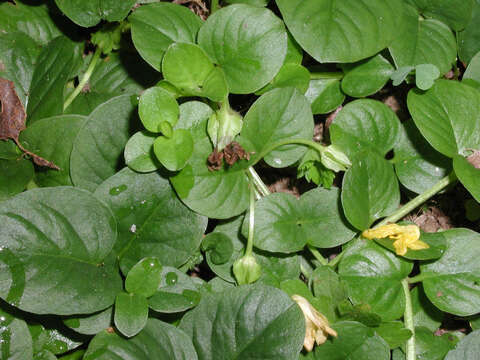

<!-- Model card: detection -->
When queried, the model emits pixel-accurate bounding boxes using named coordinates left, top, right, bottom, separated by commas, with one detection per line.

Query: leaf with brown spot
left=0, top=78, right=59, bottom=170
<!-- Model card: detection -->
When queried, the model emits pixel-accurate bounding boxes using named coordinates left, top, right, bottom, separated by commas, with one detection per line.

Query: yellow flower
left=292, top=295, right=337, bottom=352
left=362, top=223, right=429, bottom=256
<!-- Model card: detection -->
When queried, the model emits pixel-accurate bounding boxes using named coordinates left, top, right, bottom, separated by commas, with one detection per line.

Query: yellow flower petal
left=362, top=223, right=428, bottom=256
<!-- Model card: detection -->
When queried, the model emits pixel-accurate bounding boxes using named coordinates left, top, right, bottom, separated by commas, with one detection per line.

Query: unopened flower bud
left=233, top=255, right=261, bottom=285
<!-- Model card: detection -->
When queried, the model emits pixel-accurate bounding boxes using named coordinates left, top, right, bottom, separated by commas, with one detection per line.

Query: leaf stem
left=402, top=279, right=416, bottom=360
left=63, top=46, right=102, bottom=111
left=327, top=251, right=344, bottom=268
left=310, top=71, right=344, bottom=80
left=248, top=167, right=271, bottom=197
left=307, top=245, right=328, bottom=266
left=245, top=174, right=256, bottom=257
left=211, top=0, right=219, bottom=13
left=376, top=173, right=457, bottom=227
left=407, top=273, right=428, bottom=284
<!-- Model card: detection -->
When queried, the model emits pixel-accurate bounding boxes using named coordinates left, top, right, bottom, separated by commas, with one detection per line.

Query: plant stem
left=408, top=273, right=428, bottom=284
left=310, top=71, right=344, bottom=80
left=327, top=251, right=344, bottom=268
left=307, top=245, right=328, bottom=266
left=402, top=279, right=416, bottom=360
left=248, top=167, right=271, bottom=197
left=376, top=173, right=457, bottom=227
left=211, top=0, right=219, bottom=13
left=245, top=175, right=256, bottom=257
left=64, top=46, right=102, bottom=111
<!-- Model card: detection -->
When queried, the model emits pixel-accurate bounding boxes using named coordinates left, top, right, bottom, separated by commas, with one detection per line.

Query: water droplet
left=0, top=316, right=5, bottom=322
left=140, top=200, right=146, bottom=205
left=165, top=272, right=178, bottom=285
left=273, top=158, right=282, bottom=165
left=109, top=184, right=128, bottom=196
left=130, top=94, right=140, bottom=106
left=182, top=289, right=200, bottom=306
left=130, top=224, right=137, bottom=233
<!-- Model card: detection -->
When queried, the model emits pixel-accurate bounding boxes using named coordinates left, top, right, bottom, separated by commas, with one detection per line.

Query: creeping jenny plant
left=1, top=0, right=480, bottom=359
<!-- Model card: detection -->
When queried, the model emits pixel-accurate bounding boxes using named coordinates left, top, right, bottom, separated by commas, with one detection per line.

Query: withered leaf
left=0, top=78, right=59, bottom=170
left=223, top=141, right=250, bottom=166
left=467, top=149, right=480, bottom=169
left=207, top=147, right=223, bottom=171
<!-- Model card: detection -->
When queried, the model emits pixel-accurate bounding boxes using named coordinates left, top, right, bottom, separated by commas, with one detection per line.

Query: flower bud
left=207, top=103, right=243, bottom=151
left=233, top=255, right=261, bottom=285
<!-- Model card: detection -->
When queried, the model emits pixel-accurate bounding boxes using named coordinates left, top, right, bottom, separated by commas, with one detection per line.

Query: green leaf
left=153, top=129, right=194, bottom=171
left=27, top=36, right=77, bottom=124
left=124, top=131, right=161, bottom=173
left=224, top=0, right=270, bottom=6
left=285, top=32, right=303, bottom=65
left=311, top=266, right=347, bottom=304
left=394, top=119, right=452, bottom=194
left=453, top=154, right=480, bottom=202
left=339, top=239, right=413, bottom=321
left=240, top=87, right=314, bottom=168
left=458, top=2, right=480, bottom=64
left=407, top=79, right=480, bottom=158
left=148, top=267, right=201, bottom=313
left=277, top=0, right=404, bottom=63
left=0, top=159, right=34, bottom=202
left=0, top=308, right=33, bottom=360
left=389, top=5, right=457, bottom=75
left=19, top=115, right=86, bottom=187
left=374, top=321, right=412, bottom=349
left=0, top=187, right=122, bottom=315
left=54, top=0, right=136, bottom=27
left=0, top=140, right=20, bottom=160
left=84, top=319, right=198, bottom=360
left=408, top=0, right=475, bottom=30
left=70, top=95, right=138, bottom=192
left=0, top=2, right=63, bottom=45
left=411, top=286, right=443, bottom=332
left=139, top=87, right=179, bottom=133
left=416, top=326, right=457, bottom=360
left=341, top=152, right=400, bottom=230
left=180, top=284, right=304, bottom=360
left=125, top=257, right=162, bottom=297
left=415, top=64, right=441, bottom=90
left=256, top=63, right=310, bottom=95
left=304, top=79, right=345, bottom=115
left=35, top=350, right=56, bottom=360
left=0, top=32, right=41, bottom=107
left=162, top=43, right=228, bottom=101
left=463, top=52, right=480, bottom=83
left=247, top=187, right=355, bottom=253
left=445, top=329, right=480, bottom=360
left=309, top=321, right=390, bottom=360
left=198, top=4, right=287, bottom=94
left=94, top=167, right=207, bottom=272
left=28, top=321, right=83, bottom=355
left=341, top=54, right=394, bottom=98
left=374, top=230, right=447, bottom=260
left=63, top=307, right=113, bottom=335
left=420, top=228, right=480, bottom=316
left=202, top=233, right=234, bottom=265
left=130, top=3, right=203, bottom=71
left=114, top=292, right=148, bottom=337
left=330, top=99, right=401, bottom=158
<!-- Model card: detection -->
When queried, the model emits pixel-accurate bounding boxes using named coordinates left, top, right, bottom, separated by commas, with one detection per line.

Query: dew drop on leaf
left=165, top=272, right=178, bottom=285
left=109, top=184, right=128, bottom=196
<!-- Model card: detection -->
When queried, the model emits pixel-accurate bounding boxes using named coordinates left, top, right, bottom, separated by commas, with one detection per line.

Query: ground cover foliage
left=1, top=0, right=480, bottom=359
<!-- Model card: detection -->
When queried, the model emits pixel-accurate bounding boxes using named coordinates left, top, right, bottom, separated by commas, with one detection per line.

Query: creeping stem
left=310, top=71, right=344, bottom=80
left=245, top=173, right=256, bottom=257
left=211, top=0, right=219, bottom=13
left=402, top=279, right=416, bottom=360
left=64, top=46, right=102, bottom=111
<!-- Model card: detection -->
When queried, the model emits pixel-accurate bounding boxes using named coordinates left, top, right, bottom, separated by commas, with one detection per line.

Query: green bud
left=207, top=102, right=243, bottom=151
left=321, top=145, right=351, bottom=172
left=233, top=255, right=261, bottom=285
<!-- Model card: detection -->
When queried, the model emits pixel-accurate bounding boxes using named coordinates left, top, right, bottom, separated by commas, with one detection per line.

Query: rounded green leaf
left=130, top=2, right=203, bottom=71
left=464, top=52, right=480, bottom=84
left=389, top=5, right=456, bottom=75
left=240, top=87, right=314, bottom=168
left=198, top=4, right=287, bottom=94
left=63, top=307, right=113, bottom=335
left=114, top=292, right=148, bottom=338
left=407, top=80, right=480, bottom=158
left=341, top=152, right=400, bottom=231
left=415, top=64, right=441, bottom=91
left=305, top=79, right=345, bottom=115
left=124, top=131, right=161, bottom=173
left=0, top=308, right=33, bottom=360
left=277, top=0, right=404, bottom=63
left=415, top=326, right=457, bottom=359
left=249, top=187, right=355, bottom=253
left=0, top=159, right=34, bottom=202
left=84, top=319, right=198, bottom=360
left=0, top=187, right=122, bottom=315
left=148, top=267, right=201, bottom=313
left=94, top=167, right=207, bottom=272
left=153, top=129, right=194, bottom=171
left=409, top=0, right=474, bottom=31
left=19, top=115, right=86, bottom=187
left=374, top=321, right=412, bottom=349
left=341, top=54, right=394, bottom=98
left=54, top=0, right=136, bottom=27
left=139, top=87, right=179, bottom=133
left=445, top=329, right=480, bottom=360
left=411, top=286, right=443, bottom=332
left=421, top=228, right=480, bottom=316
left=256, top=63, right=310, bottom=95
left=453, top=154, right=480, bottom=203
left=125, top=257, right=162, bottom=298
left=70, top=95, right=137, bottom=192
left=180, top=284, right=304, bottom=360
left=202, top=233, right=234, bottom=265
left=339, top=239, right=413, bottom=321
left=330, top=99, right=401, bottom=158
left=309, top=321, right=390, bottom=360
left=0, top=140, right=20, bottom=160
left=458, top=2, right=480, bottom=64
